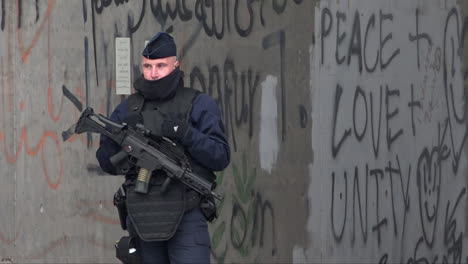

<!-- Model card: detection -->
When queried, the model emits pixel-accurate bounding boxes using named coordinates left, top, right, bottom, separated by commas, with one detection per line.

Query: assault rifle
left=73, top=107, right=221, bottom=200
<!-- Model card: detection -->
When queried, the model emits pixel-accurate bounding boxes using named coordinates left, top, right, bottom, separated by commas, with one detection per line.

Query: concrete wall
left=307, top=0, right=468, bottom=263
left=1, top=0, right=468, bottom=263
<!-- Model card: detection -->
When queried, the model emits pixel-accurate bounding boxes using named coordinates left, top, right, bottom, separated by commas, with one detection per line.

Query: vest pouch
left=126, top=180, right=186, bottom=242
left=113, top=185, right=128, bottom=230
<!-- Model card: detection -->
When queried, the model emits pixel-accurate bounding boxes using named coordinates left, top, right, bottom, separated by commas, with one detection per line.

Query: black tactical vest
left=125, top=87, right=215, bottom=242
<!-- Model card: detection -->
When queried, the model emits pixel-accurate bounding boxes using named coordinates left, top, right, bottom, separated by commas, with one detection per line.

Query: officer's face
left=141, top=56, right=179, bottom=81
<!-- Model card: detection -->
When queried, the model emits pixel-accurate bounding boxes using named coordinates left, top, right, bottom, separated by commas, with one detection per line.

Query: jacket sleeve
left=95, top=100, right=128, bottom=175
left=180, top=93, right=231, bottom=171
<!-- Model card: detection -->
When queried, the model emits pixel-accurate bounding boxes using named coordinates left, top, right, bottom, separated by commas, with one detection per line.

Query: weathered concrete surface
left=306, top=0, right=468, bottom=263
left=1, top=0, right=468, bottom=263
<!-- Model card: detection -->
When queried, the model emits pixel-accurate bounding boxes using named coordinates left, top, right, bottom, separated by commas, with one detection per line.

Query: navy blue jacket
left=96, top=93, right=230, bottom=175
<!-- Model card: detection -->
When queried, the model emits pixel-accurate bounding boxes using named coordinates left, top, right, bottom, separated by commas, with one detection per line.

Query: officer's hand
left=161, top=119, right=189, bottom=140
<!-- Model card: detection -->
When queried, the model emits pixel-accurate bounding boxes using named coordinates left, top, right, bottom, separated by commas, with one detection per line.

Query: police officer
left=96, top=32, right=230, bottom=264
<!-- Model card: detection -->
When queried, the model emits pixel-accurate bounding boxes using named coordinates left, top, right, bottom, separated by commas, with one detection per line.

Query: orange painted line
left=66, top=126, right=100, bottom=147
left=39, top=131, right=63, bottom=189
left=17, top=0, right=56, bottom=63
left=48, top=84, right=64, bottom=122
left=66, top=133, right=83, bottom=143
left=0, top=219, right=22, bottom=245
left=19, top=235, right=68, bottom=261
left=2, top=129, right=24, bottom=164
left=75, top=86, right=84, bottom=100
left=98, top=104, right=105, bottom=116
left=109, top=79, right=116, bottom=90
left=23, top=128, right=42, bottom=155
left=83, top=211, right=120, bottom=225
left=87, top=237, right=115, bottom=250
left=0, top=228, right=19, bottom=245
left=47, top=16, right=64, bottom=122
left=2, top=128, right=63, bottom=189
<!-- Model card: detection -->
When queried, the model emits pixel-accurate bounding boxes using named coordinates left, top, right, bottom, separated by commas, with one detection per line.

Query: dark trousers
left=128, top=208, right=211, bottom=264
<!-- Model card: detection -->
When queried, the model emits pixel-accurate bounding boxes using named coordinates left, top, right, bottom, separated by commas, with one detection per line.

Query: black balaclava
left=134, top=67, right=183, bottom=101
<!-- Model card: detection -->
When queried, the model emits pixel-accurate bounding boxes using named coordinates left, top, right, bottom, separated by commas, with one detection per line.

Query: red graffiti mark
left=0, top=218, right=23, bottom=245
left=2, top=128, right=63, bottom=190
left=16, top=0, right=56, bottom=64
left=0, top=224, right=20, bottom=245
left=75, top=200, right=120, bottom=225
left=98, top=100, right=106, bottom=115
left=16, top=0, right=63, bottom=122
left=88, top=237, right=115, bottom=250
left=66, top=127, right=101, bottom=148
left=66, top=132, right=85, bottom=144
left=46, top=15, right=64, bottom=123
left=18, top=235, right=69, bottom=261
left=0, top=232, right=18, bottom=245
left=1, top=51, right=63, bottom=190
left=1, top=0, right=64, bottom=191
left=83, top=211, right=120, bottom=225
left=39, top=131, right=63, bottom=189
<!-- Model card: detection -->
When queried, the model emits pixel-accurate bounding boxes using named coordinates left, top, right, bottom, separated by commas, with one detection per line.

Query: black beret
left=142, top=32, right=177, bottom=59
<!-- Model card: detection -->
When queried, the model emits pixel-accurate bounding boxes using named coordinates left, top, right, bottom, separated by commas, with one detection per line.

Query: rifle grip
left=110, top=150, right=128, bottom=166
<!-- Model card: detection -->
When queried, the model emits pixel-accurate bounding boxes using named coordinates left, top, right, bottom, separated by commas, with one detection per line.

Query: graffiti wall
left=0, top=0, right=312, bottom=263
left=308, top=0, right=468, bottom=263
left=2, top=0, right=468, bottom=263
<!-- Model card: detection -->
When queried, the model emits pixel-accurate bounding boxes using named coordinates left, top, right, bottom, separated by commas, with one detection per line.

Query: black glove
left=161, top=119, right=189, bottom=140
left=140, top=110, right=189, bottom=140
